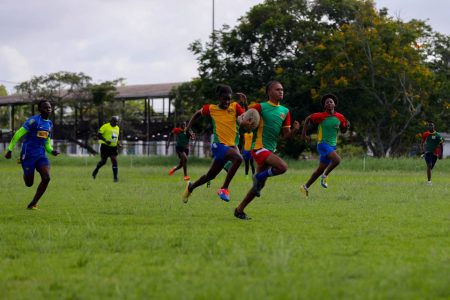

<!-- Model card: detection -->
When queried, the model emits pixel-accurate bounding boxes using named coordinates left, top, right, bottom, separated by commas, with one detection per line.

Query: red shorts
left=251, top=148, right=273, bottom=166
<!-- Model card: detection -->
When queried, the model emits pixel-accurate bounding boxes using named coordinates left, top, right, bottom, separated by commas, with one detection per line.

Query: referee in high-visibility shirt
left=92, top=116, right=121, bottom=182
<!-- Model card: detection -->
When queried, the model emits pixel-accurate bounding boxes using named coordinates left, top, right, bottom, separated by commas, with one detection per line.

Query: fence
left=0, top=140, right=211, bottom=158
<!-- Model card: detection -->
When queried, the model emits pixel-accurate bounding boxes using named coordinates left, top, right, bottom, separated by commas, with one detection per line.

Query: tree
left=0, top=84, right=7, bottom=96
left=315, top=0, right=435, bottom=156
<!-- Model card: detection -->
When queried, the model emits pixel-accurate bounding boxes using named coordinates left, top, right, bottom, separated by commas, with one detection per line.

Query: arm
left=301, top=115, right=312, bottom=142
left=97, top=132, right=111, bottom=145
left=5, top=127, right=28, bottom=159
left=185, top=109, right=203, bottom=133
left=340, top=119, right=350, bottom=134
left=44, top=138, right=60, bottom=156
left=282, top=120, right=300, bottom=139
left=438, top=143, right=443, bottom=159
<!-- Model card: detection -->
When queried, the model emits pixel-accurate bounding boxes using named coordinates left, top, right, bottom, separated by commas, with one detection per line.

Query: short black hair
left=215, top=84, right=232, bottom=97
left=320, top=94, right=338, bottom=108
left=37, top=100, right=50, bottom=109
left=265, top=80, right=281, bottom=95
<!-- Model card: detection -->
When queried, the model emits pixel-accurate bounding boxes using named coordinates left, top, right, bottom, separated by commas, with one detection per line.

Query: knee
left=333, top=157, right=341, bottom=165
left=42, top=175, right=51, bottom=184
left=277, top=161, right=288, bottom=174
left=234, top=155, right=243, bottom=165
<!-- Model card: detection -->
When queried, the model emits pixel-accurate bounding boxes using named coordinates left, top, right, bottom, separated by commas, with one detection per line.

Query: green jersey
left=422, top=131, right=443, bottom=153
left=99, top=123, right=120, bottom=147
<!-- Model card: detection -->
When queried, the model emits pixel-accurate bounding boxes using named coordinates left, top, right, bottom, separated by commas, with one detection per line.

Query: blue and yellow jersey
left=310, top=112, right=347, bottom=146
left=21, top=115, right=53, bottom=157
left=99, top=123, right=120, bottom=147
left=251, top=101, right=291, bottom=152
left=201, top=102, right=245, bottom=146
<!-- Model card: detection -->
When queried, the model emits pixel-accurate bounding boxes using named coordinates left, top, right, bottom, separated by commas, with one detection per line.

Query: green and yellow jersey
left=310, top=112, right=347, bottom=146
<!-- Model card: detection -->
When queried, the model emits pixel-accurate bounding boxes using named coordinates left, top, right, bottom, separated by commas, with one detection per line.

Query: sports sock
left=255, top=167, right=273, bottom=181
left=112, top=165, right=118, bottom=179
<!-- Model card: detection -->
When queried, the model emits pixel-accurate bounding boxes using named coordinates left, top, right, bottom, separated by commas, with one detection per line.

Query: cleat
left=217, top=188, right=230, bottom=202
left=182, top=182, right=193, bottom=203
left=27, top=204, right=38, bottom=210
left=320, top=174, right=328, bottom=188
left=234, top=208, right=251, bottom=220
left=183, top=176, right=190, bottom=181
left=206, top=181, right=211, bottom=188
left=168, top=166, right=177, bottom=176
left=252, top=175, right=263, bottom=197
left=300, top=184, right=309, bottom=197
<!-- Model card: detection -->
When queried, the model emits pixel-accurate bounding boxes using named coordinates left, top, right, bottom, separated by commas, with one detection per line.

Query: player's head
left=266, top=81, right=283, bottom=101
left=427, top=120, right=435, bottom=131
left=38, top=100, right=52, bottom=118
left=110, top=116, right=119, bottom=126
left=216, top=84, right=232, bottom=109
left=321, top=94, right=338, bottom=111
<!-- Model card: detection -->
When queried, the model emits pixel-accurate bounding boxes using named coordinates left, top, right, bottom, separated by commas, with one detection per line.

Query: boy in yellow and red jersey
left=300, top=94, right=349, bottom=196
left=234, top=81, right=300, bottom=220
left=182, top=84, right=251, bottom=203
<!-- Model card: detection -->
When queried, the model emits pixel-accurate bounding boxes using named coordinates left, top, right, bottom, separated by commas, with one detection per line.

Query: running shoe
left=183, top=176, right=190, bottom=181
left=320, top=174, right=328, bottom=188
left=234, top=208, right=251, bottom=220
left=182, top=182, right=193, bottom=203
left=168, top=166, right=177, bottom=176
left=217, top=188, right=230, bottom=202
left=300, top=185, right=309, bottom=197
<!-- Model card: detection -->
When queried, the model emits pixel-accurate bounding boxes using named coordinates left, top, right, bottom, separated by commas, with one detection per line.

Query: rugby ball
left=238, top=108, right=260, bottom=130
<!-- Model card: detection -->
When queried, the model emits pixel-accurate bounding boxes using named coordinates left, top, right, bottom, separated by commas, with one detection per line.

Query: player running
left=182, top=84, right=250, bottom=203
left=92, top=116, right=121, bottom=182
left=4, top=100, right=60, bottom=210
left=234, top=81, right=300, bottom=220
left=421, top=120, right=444, bottom=185
left=242, top=131, right=255, bottom=177
left=300, top=94, right=349, bottom=196
left=167, top=121, right=194, bottom=181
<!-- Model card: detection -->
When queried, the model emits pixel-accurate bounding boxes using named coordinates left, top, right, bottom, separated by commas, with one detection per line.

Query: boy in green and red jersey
left=300, top=94, right=349, bottom=196
left=167, top=122, right=193, bottom=181
left=182, top=84, right=250, bottom=203
left=234, top=81, right=300, bottom=220
left=421, top=120, right=444, bottom=185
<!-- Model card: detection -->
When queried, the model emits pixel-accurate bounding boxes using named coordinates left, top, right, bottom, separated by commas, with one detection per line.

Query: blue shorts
left=211, top=143, right=231, bottom=163
left=317, top=143, right=337, bottom=165
left=21, top=154, right=50, bottom=176
left=242, top=150, right=253, bottom=161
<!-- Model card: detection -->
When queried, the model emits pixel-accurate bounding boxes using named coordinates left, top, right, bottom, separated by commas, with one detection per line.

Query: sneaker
left=217, top=188, right=230, bottom=202
left=300, top=184, right=309, bottom=197
left=320, top=174, right=328, bottom=188
left=252, top=175, right=264, bottom=197
left=183, top=176, right=190, bottom=181
left=234, top=208, right=251, bottom=220
left=206, top=181, right=211, bottom=188
left=427, top=181, right=432, bottom=186
left=168, top=166, right=177, bottom=176
left=27, top=204, right=38, bottom=210
left=182, top=182, right=193, bottom=203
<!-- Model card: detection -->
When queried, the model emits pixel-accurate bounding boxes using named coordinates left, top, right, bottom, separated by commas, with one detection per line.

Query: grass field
left=0, top=155, right=449, bottom=299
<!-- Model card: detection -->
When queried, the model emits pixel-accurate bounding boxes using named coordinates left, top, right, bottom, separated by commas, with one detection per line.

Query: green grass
left=0, top=156, right=449, bottom=299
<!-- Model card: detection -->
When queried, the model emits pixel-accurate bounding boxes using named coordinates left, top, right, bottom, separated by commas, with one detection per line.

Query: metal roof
left=0, top=82, right=184, bottom=106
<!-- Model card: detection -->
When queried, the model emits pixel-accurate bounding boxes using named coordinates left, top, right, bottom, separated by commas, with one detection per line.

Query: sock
left=255, top=167, right=273, bottom=181
left=112, top=165, right=118, bottom=179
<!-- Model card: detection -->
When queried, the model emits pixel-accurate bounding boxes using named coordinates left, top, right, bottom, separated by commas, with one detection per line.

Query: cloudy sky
left=1, top=0, right=449, bottom=94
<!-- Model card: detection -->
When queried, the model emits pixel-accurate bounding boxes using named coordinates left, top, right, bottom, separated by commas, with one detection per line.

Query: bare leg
left=221, top=148, right=242, bottom=189
left=189, top=160, right=224, bottom=192
left=28, top=165, right=51, bottom=208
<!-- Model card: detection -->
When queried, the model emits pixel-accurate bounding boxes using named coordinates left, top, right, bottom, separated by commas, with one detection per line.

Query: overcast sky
left=1, top=0, right=449, bottom=94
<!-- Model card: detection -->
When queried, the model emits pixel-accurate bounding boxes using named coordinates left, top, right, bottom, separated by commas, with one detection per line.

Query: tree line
left=173, top=0, right=450, bottom=157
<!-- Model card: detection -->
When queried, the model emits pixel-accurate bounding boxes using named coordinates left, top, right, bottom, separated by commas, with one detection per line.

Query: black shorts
left=424, top=152, right=437, bottom=169
left=100, top=144, right=118, bottom=157
left=175, top=146, right=189, bottom=158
